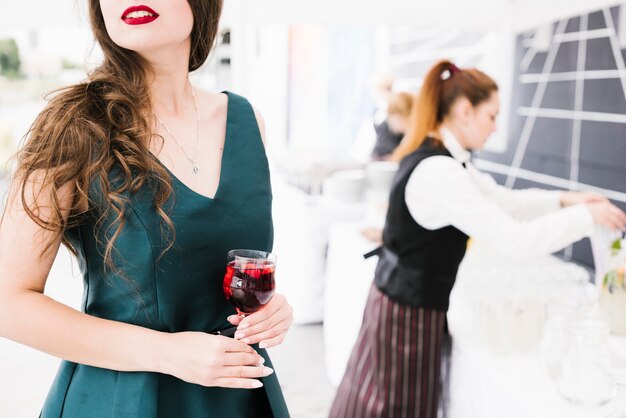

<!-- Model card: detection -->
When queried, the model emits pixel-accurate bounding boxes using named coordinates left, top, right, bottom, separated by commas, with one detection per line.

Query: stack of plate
left=365, top=161, right=398, bottom=193
left=322, top=169, right=366, bottom=203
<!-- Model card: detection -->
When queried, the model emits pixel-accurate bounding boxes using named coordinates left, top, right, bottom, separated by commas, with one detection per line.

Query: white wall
left=2, top=0, right=625, bottom=32
left=243, top=25, right=290, bottom=153
left=0, top=1, right=83, bottom=31
left=481, top=30, right=516, bottom=153
left=238, top=0, right=511, bottom=30
left=229, top=0, right=625, bottom=31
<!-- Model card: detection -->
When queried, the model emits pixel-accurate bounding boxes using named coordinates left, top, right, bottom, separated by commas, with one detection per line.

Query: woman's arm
left=465, top=163, right=562, bottom=220
left=0, top=176, right=167, bottom=372
left=405, top=157, right=625, bottom=259
left=0, top=172, right=269, bottom=388
left=466, top=164, right=608, bottom=221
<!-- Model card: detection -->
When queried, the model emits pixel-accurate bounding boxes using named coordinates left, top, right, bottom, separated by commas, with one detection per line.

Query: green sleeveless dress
left=40, top=92, right=290, bottom=418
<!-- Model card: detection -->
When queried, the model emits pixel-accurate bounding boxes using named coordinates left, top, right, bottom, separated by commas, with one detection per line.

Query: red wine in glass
left=223, top=250, right=276, bottom=316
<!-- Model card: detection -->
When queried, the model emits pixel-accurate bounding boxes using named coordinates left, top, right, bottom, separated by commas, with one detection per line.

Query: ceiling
left=233, top=0, right=625, bottom=31
left=1, top=0, right=624, bottom=33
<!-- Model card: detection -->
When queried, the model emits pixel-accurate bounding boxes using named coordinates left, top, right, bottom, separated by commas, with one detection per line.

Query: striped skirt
left=329, top=284, right=449, bottom=418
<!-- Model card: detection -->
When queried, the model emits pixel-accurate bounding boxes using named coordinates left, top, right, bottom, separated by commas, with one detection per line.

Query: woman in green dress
left=0, top=1, right=292, bottom=417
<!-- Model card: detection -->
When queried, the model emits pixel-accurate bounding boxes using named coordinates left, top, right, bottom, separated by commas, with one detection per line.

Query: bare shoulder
left=195, top=88, right=267, bottom=146
left=194, top=89, right=228, bottom=121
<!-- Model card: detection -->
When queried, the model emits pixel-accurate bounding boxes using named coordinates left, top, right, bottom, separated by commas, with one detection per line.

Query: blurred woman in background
left=330, top=60, right=626, bottom=418
left=371, top=91, right=414, bottom=160
left=0, top=1, right=292, bottom=417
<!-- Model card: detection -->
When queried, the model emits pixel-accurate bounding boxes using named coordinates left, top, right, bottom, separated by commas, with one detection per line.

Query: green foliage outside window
left=0, top=38, right=21, bottom=79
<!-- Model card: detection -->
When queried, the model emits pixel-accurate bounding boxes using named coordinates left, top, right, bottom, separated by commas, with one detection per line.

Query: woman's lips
left=121, top=5, right=159, bottom=25
left=123, top=15, right=159, bottom=25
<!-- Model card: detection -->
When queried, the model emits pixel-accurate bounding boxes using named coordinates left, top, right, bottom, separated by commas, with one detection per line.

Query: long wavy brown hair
left=392, top=60, right=498, bottom=161
left=9, top=0, right=223, bottom=271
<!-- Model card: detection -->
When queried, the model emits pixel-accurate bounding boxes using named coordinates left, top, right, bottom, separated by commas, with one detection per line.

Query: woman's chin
left=111, top=35, right=185, bottom=56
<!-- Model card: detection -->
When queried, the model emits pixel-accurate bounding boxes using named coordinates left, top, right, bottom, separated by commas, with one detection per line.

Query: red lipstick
left=121, top=5, right=159, bottom=25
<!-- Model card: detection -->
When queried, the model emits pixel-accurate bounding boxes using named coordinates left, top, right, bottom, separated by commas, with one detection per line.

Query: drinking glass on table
left=557, top=316, right=613, bottom=406
left=222, top=249, right=276, bottom=316
left=606, top=373, right=626, bottom=418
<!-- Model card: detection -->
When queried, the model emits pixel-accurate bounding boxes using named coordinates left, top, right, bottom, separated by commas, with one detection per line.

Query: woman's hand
left=562, top=192, right=626, bottom=231
left=561, top=191, right=608, bottom=207
left=586, top=201, right=626, bottom=231
left=160, top=332, right=273, bottom=389
left=227, top=293, right=294, bottom=349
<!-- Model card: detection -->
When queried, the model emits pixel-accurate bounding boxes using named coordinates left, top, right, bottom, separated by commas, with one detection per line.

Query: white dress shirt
left=405, top=128, right=595, bottom=259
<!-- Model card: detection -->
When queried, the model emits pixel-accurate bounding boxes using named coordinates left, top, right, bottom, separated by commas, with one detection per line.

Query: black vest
left=373, top=138, right=469, bottom=311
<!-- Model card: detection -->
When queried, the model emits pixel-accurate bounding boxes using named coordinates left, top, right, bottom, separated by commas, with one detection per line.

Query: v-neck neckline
left=149, top=91, right=231, bottom=202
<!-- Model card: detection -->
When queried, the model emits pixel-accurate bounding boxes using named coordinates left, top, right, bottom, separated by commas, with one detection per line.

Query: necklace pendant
left=192, top=166, right=199, bottom=175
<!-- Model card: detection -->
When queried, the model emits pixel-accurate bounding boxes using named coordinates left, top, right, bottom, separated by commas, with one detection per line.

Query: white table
left=272, top=176, right=366, bottom=324
left=323, top=222, right=379, bottom=385
left=444, top=333, right=626, bottom=418
left=323, top=223, right=625, bottom=416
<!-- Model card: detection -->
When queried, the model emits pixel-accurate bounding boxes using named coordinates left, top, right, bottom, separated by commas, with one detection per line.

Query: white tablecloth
left=444, top=332, right=625, bottom=418
left=322, top=223, right=625, bottom=416
left=323, top=222, right=379, bottom=385
left=272, top=176, right=365, bottom=324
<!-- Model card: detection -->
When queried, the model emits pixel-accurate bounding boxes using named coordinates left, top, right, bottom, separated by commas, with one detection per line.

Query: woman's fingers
left=238, top=294, right=285, bottom=329
left=223, top=352, right=265, bottom=367
left=234, top=306, right=293, bottom=344
left=165, top=331, right=274, bottom=389
left=212, top=377, right=264, bottom=389
left=589, top=202, right=626, bottom=231
left=585, top=192, right=609, bottom=203
left=221, top=336, right=258, bottom=354
left=227, top=314, right=244, bottom=326
left=236, top=318, right=291, bottom=346
left=258, top=332, right=288, bottom=349
left=221, top=365, right=274, bottom=379
left=229, top=293, right=293, bottom=349
left=235, top=310, right=282, bottom=340
left=609, top=205, right=626, bottom=230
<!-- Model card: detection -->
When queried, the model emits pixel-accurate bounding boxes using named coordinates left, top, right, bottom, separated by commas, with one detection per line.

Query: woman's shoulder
left=196, top=88, right=267, bottom=145
left=195, top=89, right=229, bottom=121
left=406, top=144, right=466, bottom=183
left=401, top=138, right=450, bottom=164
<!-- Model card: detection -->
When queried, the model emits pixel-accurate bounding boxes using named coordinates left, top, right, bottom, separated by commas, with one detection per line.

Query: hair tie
left=441, top=63, right=462, bottom=80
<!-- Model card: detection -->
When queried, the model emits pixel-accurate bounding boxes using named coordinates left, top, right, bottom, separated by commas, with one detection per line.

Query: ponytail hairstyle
left=10, top=0, right=223, bottom=272
left=392, top=60, right=498, bottom=161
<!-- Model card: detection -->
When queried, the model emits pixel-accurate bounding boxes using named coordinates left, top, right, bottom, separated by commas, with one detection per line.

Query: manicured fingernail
left=234, top=332, right=245, bottom=339
left=263, top=367, right=274, bottom=376
left=239, top=322, right=249, bottom=329
left=259, top=342, right=268, bottom=349
left=242, top=338, right=251, bottom=344
left=258, top=357, right=265, bottom=365
left=227, top=315, right=236, bottom=321
left=252, top=380, right=263, bottom=388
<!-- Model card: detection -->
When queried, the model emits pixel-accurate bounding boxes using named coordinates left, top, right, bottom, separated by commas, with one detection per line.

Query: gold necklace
left=153, top=86, right=201, bottom=175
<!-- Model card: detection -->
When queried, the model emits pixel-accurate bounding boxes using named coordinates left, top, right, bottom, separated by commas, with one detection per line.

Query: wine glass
left=222, top=249, right=276, bottom=316
left=607, top=370, right=626, bottom=418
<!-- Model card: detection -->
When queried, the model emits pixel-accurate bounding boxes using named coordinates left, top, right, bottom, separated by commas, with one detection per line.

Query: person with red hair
left=330, top=60, right=626, bottom=418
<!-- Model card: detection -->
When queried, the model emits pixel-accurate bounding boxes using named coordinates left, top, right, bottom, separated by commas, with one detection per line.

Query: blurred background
left=3, top=1, right=626, bottom=417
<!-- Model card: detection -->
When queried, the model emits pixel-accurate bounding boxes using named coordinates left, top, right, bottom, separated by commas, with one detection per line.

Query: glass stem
left=615, top=382, right=626, bottom=414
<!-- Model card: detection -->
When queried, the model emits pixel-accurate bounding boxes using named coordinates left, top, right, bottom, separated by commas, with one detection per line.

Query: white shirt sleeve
left=465, top=164, right=562, bottom=220
left=405, top=156, right=595, bottom=259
